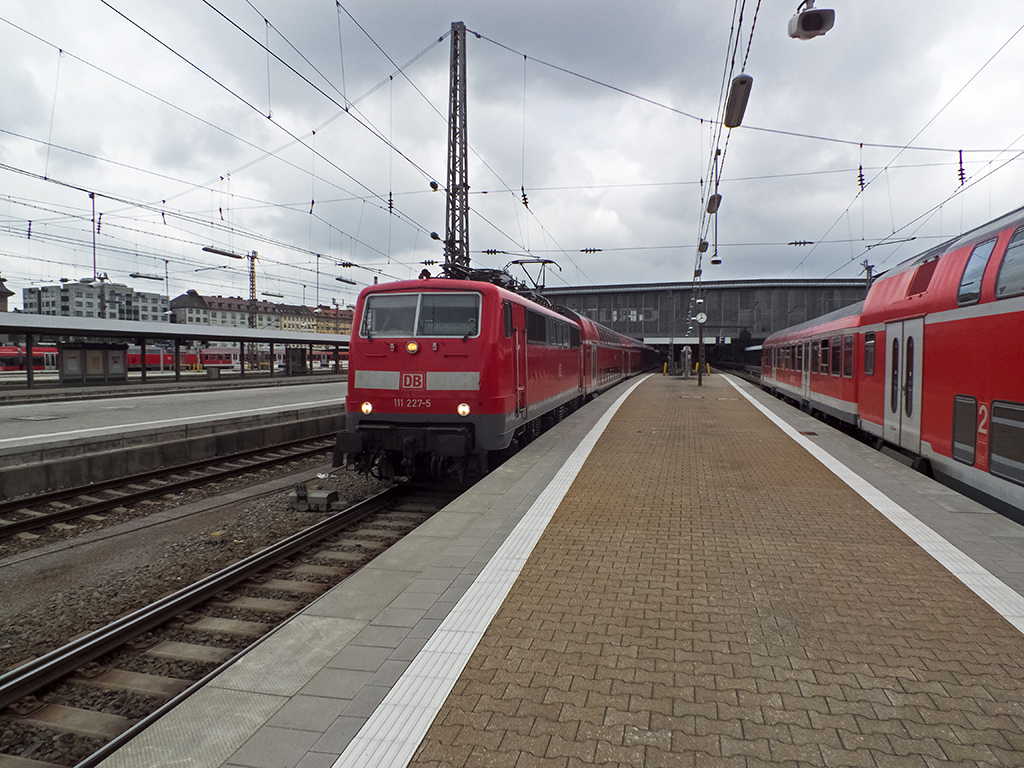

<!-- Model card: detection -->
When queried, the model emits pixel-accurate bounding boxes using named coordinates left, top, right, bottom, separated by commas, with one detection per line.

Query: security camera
left=788, top=0, right=834, bottom=40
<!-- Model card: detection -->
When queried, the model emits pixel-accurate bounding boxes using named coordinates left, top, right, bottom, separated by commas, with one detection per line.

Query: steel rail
left=0, top=485, right=405, bottom=710
left=0, top=435, right=336, bottom=537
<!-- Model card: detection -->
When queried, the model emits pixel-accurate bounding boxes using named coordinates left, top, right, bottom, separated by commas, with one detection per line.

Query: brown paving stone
left=406, top=376, right=1024, bottom=767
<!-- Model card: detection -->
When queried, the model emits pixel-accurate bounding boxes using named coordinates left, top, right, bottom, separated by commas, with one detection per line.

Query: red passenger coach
left=335, top=277, right=655, bottom=481
left=763, top=205, right=1024, bottom=520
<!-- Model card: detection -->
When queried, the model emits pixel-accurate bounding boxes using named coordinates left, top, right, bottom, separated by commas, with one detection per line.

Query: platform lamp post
left=202, top=245, right=258, bottom=370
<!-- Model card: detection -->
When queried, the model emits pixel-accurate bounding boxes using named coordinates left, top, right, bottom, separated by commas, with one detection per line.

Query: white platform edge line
left=725, top=376, right=1024, bottom=628
left=331, top=374, right=654, bottom=768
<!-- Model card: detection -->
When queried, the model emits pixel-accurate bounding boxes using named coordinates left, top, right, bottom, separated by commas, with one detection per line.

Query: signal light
left=406, top=341, right=419, bottom=354
left=361, top=402, right=373, bottom=414
left=457, top=403, right=471, bottom=417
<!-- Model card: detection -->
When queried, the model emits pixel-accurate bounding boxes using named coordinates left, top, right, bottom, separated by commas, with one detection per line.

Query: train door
left=801, top=341, right=811, bottom=402
left=883, top=317, right=924, bottom=452
left=512, top=304, right=527, bottom=418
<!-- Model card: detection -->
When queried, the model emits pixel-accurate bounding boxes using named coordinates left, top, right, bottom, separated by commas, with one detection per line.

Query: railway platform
left=98, top=373, right=1024, bottom=768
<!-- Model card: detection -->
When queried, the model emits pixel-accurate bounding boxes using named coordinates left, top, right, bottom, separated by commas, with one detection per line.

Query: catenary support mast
left=443, top=21, right=470, bottom=271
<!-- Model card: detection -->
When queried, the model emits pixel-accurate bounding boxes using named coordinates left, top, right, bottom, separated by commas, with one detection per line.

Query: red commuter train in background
left=0, top=345, right=346, bottom=372
left=334, top=274, right=658, bottom=481
left=762, top=205, right=1024, bottom=520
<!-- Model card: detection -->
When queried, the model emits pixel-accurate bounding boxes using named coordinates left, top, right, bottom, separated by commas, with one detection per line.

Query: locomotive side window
left=952, top=395, right=978, bottom=465
left=995, top=227, right=1024, bottom=299
left=526, top=309, right=547, bottom=343
left=864, top=332, right=875, bottom=375
left=843, top=335, right=854, bottom=377
left=990, top=401, right=1024, bottom=486
left=957, top=238, right=997, bottom=306
left=503, top=301, right=513, bottom=337
left=830, top=336, right=841, bottom=376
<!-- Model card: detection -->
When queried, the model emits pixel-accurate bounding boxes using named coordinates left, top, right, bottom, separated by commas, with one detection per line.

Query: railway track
left=0, top=435, right=337, bottom=539
left=0, top=483, right=457, bottom=768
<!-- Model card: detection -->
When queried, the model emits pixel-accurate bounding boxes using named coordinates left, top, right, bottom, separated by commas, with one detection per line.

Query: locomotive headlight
left=457, top=403, right=471, bottom=417
left=405, top=340, right=419, bottom=354
left=361, top=402, right=373, bottom=415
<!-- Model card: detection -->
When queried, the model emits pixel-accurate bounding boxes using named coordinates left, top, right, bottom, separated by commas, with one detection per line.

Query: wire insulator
left=388, top=192, right=393, bottom=212
left=520, top=186, right=529, bottom=208
left=958, top=150, right=966, bottom=186
left=858, top=165, right=865, bottom=192
left=27, top=221, right=32, bottom=240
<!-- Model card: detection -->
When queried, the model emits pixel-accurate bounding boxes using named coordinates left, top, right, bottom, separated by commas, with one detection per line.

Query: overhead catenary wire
left=789, top=19, right=1024, bottom=279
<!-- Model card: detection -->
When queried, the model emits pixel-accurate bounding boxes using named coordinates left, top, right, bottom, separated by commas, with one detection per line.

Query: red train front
left=334, top=276, right=654, bottom=481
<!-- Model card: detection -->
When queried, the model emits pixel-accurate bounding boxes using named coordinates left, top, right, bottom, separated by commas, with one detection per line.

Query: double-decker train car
left=334, top=276, right=657, bottom=481
left=762, top=205, right=1024, bottom=519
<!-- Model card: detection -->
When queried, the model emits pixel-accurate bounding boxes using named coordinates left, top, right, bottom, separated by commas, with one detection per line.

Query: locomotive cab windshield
left=360, top=292, right=480, bottom=338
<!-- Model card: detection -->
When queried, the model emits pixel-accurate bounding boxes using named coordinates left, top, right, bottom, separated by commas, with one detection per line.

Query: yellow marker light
left=457, top=403, right=471, bottom=417
left=361, top=402, right=373, bottom=415
left=406, top=340, right=419, bottom=354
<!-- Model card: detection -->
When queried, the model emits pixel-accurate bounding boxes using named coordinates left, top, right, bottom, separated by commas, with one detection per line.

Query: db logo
left=401, top=373, right=425, bottom=389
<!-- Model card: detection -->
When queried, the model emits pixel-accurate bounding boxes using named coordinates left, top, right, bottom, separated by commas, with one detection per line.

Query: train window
left=417, top=294, right=480, bottom=337
left=864, top=332, right=875, bottom=376
left=503, top=301, right=513, bottom=338
left=957, top=238, right=997, bottom=306
left=843, top=335, right=854, bottom=377
left=830, top=336, right=841, bottom=376
left=990, top=401, right=1024, bottom=486
left=952, top=396, right=977, bottom=465
left=995, top=227, right=1024, bottom=299
left=795, top=343, right=803, bottom=372
left=526, top=309, right=547, bottom=343
left=820, top=340, right=829, bottom=374
left=906, top=258, right=939, bottom=296
left=811, top=340, right=819, bottom=373
left=904, top=337, right=915, bottom=417
left=362, top=292, right=481, bottom=338
left=362, top=294, right=418, bottom=337
left=890, top=339, right=900, bottom=414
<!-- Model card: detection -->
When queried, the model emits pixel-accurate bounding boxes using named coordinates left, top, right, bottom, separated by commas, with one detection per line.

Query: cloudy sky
left=2, top=1, right=1023, bottom=309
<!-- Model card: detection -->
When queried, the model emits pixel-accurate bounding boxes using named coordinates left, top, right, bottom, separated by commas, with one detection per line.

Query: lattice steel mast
left=443, top=21, right=470, bottom=272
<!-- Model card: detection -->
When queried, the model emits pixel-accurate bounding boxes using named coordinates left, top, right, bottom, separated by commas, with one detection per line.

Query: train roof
left=882, top=203, right=1024, bottom=280
left=765, top=300, right=864, bottom=344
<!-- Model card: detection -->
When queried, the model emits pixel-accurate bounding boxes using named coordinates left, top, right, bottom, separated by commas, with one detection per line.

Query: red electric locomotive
left=762, top=204, right=1024, bottom=519
left=334, top=276, right=655, bottom=481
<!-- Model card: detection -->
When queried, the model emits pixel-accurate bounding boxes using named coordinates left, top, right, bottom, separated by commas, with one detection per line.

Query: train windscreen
left=361, top=292, right=480, bottom=338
